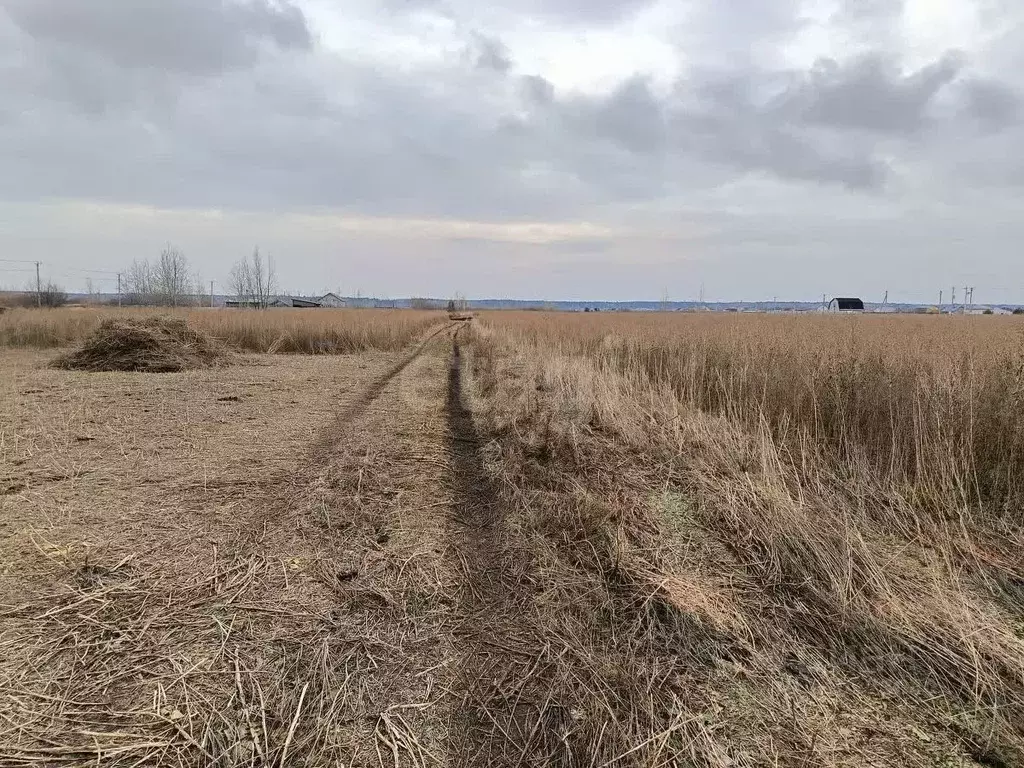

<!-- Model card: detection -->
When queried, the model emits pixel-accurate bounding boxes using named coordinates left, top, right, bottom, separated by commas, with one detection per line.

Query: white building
left=319, top=292, right=346, bottom=308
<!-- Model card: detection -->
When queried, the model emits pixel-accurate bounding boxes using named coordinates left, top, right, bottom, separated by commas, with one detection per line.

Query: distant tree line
left=410, top=298, right=442, bottom=310
left=4, top=281, right=68, bottom=308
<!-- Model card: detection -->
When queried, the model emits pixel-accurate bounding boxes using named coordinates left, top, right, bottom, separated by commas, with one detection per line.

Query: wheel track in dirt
left=446, top=328, right=562, bottom=766
left=229, top=321, right=456, bottom=542
left=307, top=321, right=455, bottom=459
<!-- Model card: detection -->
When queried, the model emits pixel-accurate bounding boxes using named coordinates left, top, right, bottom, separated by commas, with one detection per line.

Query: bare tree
left=122, top=246, right=201, bottom=306
left=15, top=281, right=67, bottom=308
left=253, top=248, right=277, bottom=309
left=228, top=260, right=251, bottom=307
left=41, top=281, right=68, bottom=308
left=155, top=244, right=192, bottom=307
left=229, top=247, right=278, bottom=308
left=124, top=259, right=153, bottom=305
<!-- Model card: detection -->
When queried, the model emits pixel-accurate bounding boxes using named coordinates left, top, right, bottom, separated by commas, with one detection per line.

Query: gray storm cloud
left=0, top=0, right=1022, bottom=301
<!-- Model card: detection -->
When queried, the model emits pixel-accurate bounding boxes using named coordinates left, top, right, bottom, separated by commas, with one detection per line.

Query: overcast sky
left=1, top=0, right=1022, bottom=302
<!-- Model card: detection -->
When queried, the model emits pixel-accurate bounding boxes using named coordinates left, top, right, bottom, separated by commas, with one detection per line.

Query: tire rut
left=446, top=329, right=554, bottom=766
left=241, top=322, right=455, bottom=524
left=309, top=321, right=454, bottom=458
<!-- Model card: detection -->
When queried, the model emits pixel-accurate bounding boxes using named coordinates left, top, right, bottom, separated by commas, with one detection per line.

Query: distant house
left=319, top=292, right=346, bottom=308
left=828, top=297, right=865, bottom=312
left=229, top=296, right=322, bottom=308
left=272, top=296, right=321, bottom=308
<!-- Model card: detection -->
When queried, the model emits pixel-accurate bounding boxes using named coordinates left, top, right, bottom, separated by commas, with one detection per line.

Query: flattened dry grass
left=0, top=329, right=458, bottom=767
left=0, top=307, right=438, bottom=354
left=0, top=542, right=343, bottom=767
left=0, top=350, right=396, bottom=766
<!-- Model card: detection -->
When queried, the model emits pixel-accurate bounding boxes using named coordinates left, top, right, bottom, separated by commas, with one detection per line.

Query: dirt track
left=312, top=321, right=545, bottom=764
left=445, top=330, right=542, bottom=764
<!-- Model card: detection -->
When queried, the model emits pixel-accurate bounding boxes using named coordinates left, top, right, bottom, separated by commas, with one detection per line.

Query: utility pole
left=964, top=286, right=970, bottom=314
left=35, top=261, right=41, bottom=308
left=951, top=287, right=956, bottom=313
left=822, top=293, right=826, bottom=312
left=210, top=280, right=215, bottom=308
left=117, top=272, right=122, bottom=307
left=939, top=289, right=943, bottom=309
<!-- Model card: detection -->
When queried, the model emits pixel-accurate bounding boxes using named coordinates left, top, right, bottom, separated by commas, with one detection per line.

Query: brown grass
left=0, top=335, right=456, bottom=766
left=478, top=311, right=1024, bottom=527
left=0, top=307, right=438, bottom=354
left=460, top=311, right=1024, bottom=766
left=5, top=307, right=1024, bottom=766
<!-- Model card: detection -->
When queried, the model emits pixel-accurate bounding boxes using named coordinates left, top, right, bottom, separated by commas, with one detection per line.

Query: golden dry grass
left=479, top=311, right=1024, bottom=527
left=462, top=311, right=1024, bottom=766
left=0, top=307, right=439, bottom=354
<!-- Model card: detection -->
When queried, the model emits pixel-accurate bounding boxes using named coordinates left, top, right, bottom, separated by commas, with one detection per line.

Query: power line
left=60, top=267, right=121, bottom=276
left=0, top=260, right=122, bottom=275
left=49, top=273, right=119, bottom=282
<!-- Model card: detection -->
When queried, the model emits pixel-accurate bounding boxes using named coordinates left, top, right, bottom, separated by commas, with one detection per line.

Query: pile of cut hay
left=52, top=316, right=226, bottom=372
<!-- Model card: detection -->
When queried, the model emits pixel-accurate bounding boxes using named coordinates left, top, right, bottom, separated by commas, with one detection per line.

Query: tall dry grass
left=463, top=312, right=1024, bottom=766
left=0, top=307, right=439, bottom=353
left=479, top=311, right=1024, bottom=527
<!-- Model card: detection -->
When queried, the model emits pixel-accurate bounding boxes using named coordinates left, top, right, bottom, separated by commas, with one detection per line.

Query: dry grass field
left=0, top=307, right=438, bottom=354
left=1, top=307, right=1022, bottom=767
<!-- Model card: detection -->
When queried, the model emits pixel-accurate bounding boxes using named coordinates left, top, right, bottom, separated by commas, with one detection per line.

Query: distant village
left=3, top=290, right=1022, bottom=315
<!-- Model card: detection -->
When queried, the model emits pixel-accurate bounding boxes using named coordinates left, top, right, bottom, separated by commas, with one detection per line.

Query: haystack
left=53, top=316, right=226, bottom=372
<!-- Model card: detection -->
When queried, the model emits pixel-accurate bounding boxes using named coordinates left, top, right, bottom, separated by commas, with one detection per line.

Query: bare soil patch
left=445, top=333, right=553, bottom=765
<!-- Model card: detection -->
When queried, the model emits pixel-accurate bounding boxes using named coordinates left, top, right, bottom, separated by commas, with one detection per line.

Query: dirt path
left=273, top=323, right=465, bottom=766
left=299, top=322, right=453, bottom=463
left=444, top=330, right=559, bottom=766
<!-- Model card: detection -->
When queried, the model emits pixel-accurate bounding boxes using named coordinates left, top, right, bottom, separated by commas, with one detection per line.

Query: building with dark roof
left=829, top=297, right=865, bottom=312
